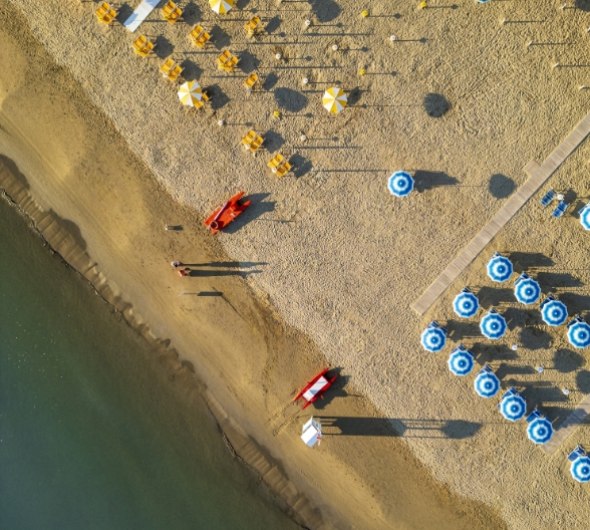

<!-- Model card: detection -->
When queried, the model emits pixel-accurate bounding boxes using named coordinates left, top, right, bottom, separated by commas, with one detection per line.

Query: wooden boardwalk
left=411, top=111, right=590, bottom=316
left=543, top=393, right=590, bottom=453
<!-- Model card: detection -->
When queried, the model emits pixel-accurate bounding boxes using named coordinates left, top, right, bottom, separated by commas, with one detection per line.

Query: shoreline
left=0, top=6, right=508, bottom=527
left=0, top=164, right=323, bottom=530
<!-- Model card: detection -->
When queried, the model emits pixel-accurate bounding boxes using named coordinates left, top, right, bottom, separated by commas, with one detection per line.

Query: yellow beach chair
left=160, top=58, right=183, bottom=82
left=217, top=50, right=239, bottom=73
left=161, top=1, right=183, bottom=23
left=189, top=25, right=211, bottom=49
left=96, top=2, right=117, bottom=25
left=244, top=16, right=262, bottom=38
left=133, top=35, right=155, bottom=57
left=244, top=72, right=259, bottom=91
left=241, top=130, right=264, bottom=155
left=267, top=153, right=292, bottom=177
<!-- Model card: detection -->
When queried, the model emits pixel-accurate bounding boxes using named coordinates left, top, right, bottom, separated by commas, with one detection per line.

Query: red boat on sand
left=204, top=191, right=251, bottom=234
left=293, top=368, right=337, bottom=409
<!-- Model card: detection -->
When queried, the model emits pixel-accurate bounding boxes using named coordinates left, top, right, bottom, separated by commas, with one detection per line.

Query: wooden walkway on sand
left=411, top=111, right=590, bottom=316
left=543, top=393, right=590, bottom=453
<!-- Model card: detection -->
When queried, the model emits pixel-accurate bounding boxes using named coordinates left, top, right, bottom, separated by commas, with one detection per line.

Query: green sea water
left=0, top=197, right=299, bottom=530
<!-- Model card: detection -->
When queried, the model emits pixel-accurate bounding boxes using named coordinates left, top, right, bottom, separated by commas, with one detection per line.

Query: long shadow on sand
left=318, top=417, right=481, bottom=439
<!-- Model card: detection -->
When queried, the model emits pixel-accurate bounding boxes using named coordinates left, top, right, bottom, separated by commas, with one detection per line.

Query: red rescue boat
left=293, top=368, right=337, bottom=409
left=204, top=191, right=251, bottom=234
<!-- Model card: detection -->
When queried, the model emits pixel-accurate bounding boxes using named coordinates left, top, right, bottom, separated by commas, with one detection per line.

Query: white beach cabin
left=301, top=417, right=322, bottom=448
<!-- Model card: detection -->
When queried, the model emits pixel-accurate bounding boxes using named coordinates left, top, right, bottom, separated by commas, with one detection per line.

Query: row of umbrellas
left=422, top=310, right=590, bottom=350
left=445, top=348, right=555, bottom=444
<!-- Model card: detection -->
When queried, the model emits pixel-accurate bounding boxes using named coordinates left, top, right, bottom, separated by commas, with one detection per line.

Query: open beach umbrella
left=474, top=366, right=500, bottom=398
left=571, top=456, right=590, bottom=483
left=322, top=87, right=347, bottom=114
left=568, top=318, right=590, bottom=349
left=387, top=171, right=414, bottom=198
left=420, top=322, right=446, bottom=352
left=487, top=253, right=513, bottom=283
left=448, top=347, right=474, bottom=376
left=209, top=0, right=234, bottom=14
left=527, top=416, right=554, bottom=445
left=580, top=205, right=590, bottom=231
left=500, top=391, right=527, bottom=422
left=453, top=288, right=479, bottom=319
left=540, top=297, right=568, bottom=327
left=480, top=310, right=507, bottom=340
left=177, top=80, right=205, bottom=107
left=514, top=273, right=541, bottom=305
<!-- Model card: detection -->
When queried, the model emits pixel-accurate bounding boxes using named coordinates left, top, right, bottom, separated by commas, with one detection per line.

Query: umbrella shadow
left=496, top=363, right=536, bottom=380
left=488, top=173, right=516, bottom=199
left=518, top=326, right=552, bottom=350
left=503, top=307, right=540, bottom=330
left=476, top=287, right=514, bottom=308
left=509, top=251, right=554, bottom=269
left=414, top=170, right=458, bottom=192
left=471, top=342, right=518, bottom=363
left=308, top=0, right=342, bottom=22
left=560, top=293, right=590, bottom=314
left=180, top=59, right=203, bottom=81
left=206, top=84, right=230, bottom=110
left=447, top=320, right=480, bottom=341
left=576, top=370, right=590, bottom=393
left=290, top=153, right=313, bottom=178
left=182, top=1, right=202, bottom=25
left=423, top=93, right=451, bottom=117
left=154, top=36, right=174, bottom=59
left=553, top=349, right=585, bottom=373
left=536, top=271, right=583, bottom=289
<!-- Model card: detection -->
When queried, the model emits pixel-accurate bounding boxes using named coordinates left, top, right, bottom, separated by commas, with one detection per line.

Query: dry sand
left=2, top=0, right=590, bottom=528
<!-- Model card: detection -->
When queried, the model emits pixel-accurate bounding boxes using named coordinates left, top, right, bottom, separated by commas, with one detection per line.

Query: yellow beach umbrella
left=209, top=0, right=234, bottom=14
left=322, top=86, right=347, bottom=114
left=178, top=80, right=205, bottom=108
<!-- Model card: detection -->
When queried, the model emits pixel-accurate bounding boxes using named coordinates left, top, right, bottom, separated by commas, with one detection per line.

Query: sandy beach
left=2, top=0, right=590, bottom=528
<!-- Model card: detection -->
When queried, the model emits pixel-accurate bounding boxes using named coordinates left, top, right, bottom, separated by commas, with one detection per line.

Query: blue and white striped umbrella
left=421, top=323, right=446, bottom=352
left=514, top=275, right=541, bottom=305
left=571, top=456, right=590, bottom=483
left=480, top=310, right=507, bottom=340
left=568, top=320, right=590, bottom=349
left=527, top=417, right=554, bottom=445
left=500, top=393, right=527, bottom=421
left=580, top=205, right=590, bottom=231
left=541, top=298, right=568, bottom=327
left=474, top=368, right=500, bottom=398
left=448, top=347, right=475, bottom=376
left=487, top=254, right=513, bottom=283
left=387, top=171, right=414, bottom=198
left=453, top=289, right=479, bottom=319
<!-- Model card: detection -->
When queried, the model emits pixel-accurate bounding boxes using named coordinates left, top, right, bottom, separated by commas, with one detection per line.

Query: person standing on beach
left=171, top=260, right=183, bottom=268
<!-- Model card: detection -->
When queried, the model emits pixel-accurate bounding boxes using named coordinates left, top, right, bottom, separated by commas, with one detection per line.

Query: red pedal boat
left=293, top=368, right=337, bottom=409
left=204, top=191, right=251, bottom=234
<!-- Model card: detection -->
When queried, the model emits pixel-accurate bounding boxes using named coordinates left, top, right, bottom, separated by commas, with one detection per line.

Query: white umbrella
left=178, top=80, right=205, bottom=108
left=209, top=0, right=234, bottom=14
left=322, top=87, right=347, bottom=114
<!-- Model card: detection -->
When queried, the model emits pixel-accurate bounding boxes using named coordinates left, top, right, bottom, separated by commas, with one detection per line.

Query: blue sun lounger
left=540, top=189, right=555, bottom=208
left=552, top=200, right=568, bottom=218
left=569, top=445, right=586, bottom=462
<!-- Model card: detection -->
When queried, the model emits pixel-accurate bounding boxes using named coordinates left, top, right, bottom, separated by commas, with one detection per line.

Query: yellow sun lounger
left=244, top=72, right=259, bottom=91
left=241, top=130, right=264, bottom=155
left=161, top=0, right=183, bottom=23
left=189, top=25, right=211, bottom=49
left=244, top=16, right=262, bottom=38
left=267, top=153, right=292, bottom=177
left=96, top=2, right=118, bottom=25
left=133, top=35, right=155, bottom=57
left=160, top=58, right=183, bottom=82
left=217, top=50, right=239, bottom=73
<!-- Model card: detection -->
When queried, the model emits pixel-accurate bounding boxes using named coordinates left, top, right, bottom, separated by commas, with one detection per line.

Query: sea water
left=0, top=198, right=299, bottom=530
